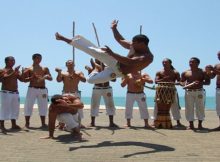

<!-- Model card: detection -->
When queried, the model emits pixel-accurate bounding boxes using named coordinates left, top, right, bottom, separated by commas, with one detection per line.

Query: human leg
left=11, top=93, right=20, bottom=129
left=195, top=91, right=205, bottom=129
left=102, top=88, right=117, bottom=127
left=90, top=88, right=101, bottom=126
left=37, top=89, right=48, bottom=127
left=170, top=92, right=182, bottom=126
left=125, top=93, right=135, bottom=127
left=136, top=93, right=150, bottom=127
left=24, top=87, right=37, bottom=127
left=185, top=91, right=195, bottom=129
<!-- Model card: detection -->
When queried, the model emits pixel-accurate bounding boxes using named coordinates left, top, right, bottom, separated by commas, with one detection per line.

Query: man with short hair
left=181, top=57, right=210, bottom=130
left=55, top=20, right=153, bottom=84
left=22, top=53, right=52, bottom=128
left=85, top=59, right=118, bottom=127
left=55, top=59, right=86, bottom=127
left=121, top=71, right=153, bottom=128
left=0, top=56, right=23, bottom=133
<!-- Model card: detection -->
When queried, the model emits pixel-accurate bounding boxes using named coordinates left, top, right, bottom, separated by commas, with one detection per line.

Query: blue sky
left=0, top=0, right=219, bottom=97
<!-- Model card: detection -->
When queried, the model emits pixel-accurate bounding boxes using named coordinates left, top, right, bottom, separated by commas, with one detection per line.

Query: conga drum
left=154, top=82, right=175, bottom=128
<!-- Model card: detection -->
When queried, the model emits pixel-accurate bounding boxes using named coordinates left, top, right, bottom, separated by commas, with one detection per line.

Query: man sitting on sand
left=41, top=94, right=84, bottom=139
left=55, top=26, right=153, bottom=84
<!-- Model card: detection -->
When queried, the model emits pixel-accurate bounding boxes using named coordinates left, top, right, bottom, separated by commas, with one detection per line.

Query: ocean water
left=19, top=96, right=216, bottom=110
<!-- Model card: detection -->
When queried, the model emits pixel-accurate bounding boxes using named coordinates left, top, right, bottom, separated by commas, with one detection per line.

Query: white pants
left=90, top=86, right=116, bottom=117
left=185, top=90, right=205, bottom=121
left=216, top=89, right=220, bottom=116
left=153, top=91, right=181, bottom=120
left=57, top=113, right=79, bottom=131
left=0, top=91, right=19, bottom=120
left=62, top=92, right=84, bottom=119
left=69, top=35, right=123, bottom=84
left=24, top=87, right=48, bottom=116
left=125, top=92, right=149, bottom=119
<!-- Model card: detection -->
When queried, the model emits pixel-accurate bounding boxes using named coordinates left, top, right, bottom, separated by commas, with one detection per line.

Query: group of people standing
left=1, top=20, right=220, bottom=139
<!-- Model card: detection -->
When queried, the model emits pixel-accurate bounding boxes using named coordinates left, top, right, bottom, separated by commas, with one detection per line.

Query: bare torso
left=125, top=73, right=145, bottom=93
left=61, top=71, right=84, bottom=93
left=0, top=68, right=21, bottom=91
left=25, top=65, right=50, bottom=88
left=214, top=64, right=220, bottom=88
left=182, top=68, right=206, bottom=89
left=120, top=49, right=153, bottom=74
left=156, top=69, right=180, bottom=83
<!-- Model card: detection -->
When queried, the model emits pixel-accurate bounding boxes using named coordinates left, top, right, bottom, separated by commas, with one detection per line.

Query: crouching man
left=41, top=94, right=84, bottom=139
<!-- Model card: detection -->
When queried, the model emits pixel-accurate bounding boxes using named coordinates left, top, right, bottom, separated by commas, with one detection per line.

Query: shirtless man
left=55, top=21, right=153, bottom=84
left=0, top=56, right=23, bottom=133
left=22, top=53, right=52, bottom=128
left=121, top=71, right=153, bottom=128
left=86, top=59, right=118, bottom=127
left=154, top=58, right=183, bottom=127
left=41, top=94, right=84, bottom=139
left=55, top=59, right=86, bottom=127
left=205, top=51, right=220, bottom=130
left=181, top=57, right=210, bottom=130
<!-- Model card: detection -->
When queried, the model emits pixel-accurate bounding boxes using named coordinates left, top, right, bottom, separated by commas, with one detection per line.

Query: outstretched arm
left=102, top=46, right=153, bottom=66
left=111, top=20, right=131, bottom=49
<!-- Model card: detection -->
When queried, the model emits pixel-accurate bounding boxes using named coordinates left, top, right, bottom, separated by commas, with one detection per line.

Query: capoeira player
left=55, top=25, right=153, bottom=84
left=121, top=71, right=153, bottom=128
left=181, top=57, right=210, bottom=130
left=153, top=58, right=183, bottom=127
left=0, top=56, right=23, bottom=133
left=55, top=59, right=86, bottom=128
left=41, top=94, right=84, bottom=139
left=85, top=59, right=118, bottom=127
left=205, top=51, right=220, bottom=131
left=22, top=53, right=52, bottom=128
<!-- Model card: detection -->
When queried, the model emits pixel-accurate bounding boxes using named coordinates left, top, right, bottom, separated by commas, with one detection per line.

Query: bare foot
left=186, top=126, right=195, bottom=130
left=80, top=124, right=86, bottom=129
left=89, top=123, right=95, bottom=127
left=198, top=125, right=205, bottom=130
left=40, top=124, right=48, bottom=129
left=109, top=123, right=119, bottom=128
left=211, top=126, right=220, bottom=131
left=0, top=128, right=7, bottom=134
left=144, top=125, right=154, bottom=129
left=124, top=124, right=131, bottom=128
left=25, top=123, right=30, bottom=129
left=11, top=125, right=21, bottom=130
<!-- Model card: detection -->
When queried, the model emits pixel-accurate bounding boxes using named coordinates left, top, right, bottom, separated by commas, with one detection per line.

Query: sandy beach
left=0, top=107, right=220, bottom=162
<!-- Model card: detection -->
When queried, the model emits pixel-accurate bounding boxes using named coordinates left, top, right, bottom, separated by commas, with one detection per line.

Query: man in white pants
left=22, top=53, right=52, bottom=128
left=55, top=25, right=153, bottom=84
left=41, top=94, right=84, bottom=139
left=181, top=57, right=210, bottom=130
left=55, top=60, right=86, bottom=128
left=121, top=71, right=153, bottom=127
left=153, top=58, right=183, bottom=127
left=86, top=59, right=118, bottom=127
left=205, top=51, right=220, bottom=131
left=0, top=56, right=24, bottom=133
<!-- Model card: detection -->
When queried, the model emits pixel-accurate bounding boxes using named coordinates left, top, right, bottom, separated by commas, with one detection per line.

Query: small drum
left=154, top=82, right=176, bottom=129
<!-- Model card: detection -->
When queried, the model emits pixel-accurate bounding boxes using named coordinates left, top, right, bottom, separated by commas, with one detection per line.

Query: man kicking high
left=55, top=25, right=153, bottom=84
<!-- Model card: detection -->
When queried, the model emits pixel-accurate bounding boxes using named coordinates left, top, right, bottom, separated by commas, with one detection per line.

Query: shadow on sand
left=68, top=140, right=175, bottom=158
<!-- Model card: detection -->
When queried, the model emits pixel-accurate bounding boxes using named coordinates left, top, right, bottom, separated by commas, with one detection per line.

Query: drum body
left=154, top=82, right=175, bottom=128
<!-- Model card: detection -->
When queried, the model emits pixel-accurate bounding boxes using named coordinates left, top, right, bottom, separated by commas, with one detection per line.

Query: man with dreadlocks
left=153, top=58, right=183, bottom=127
